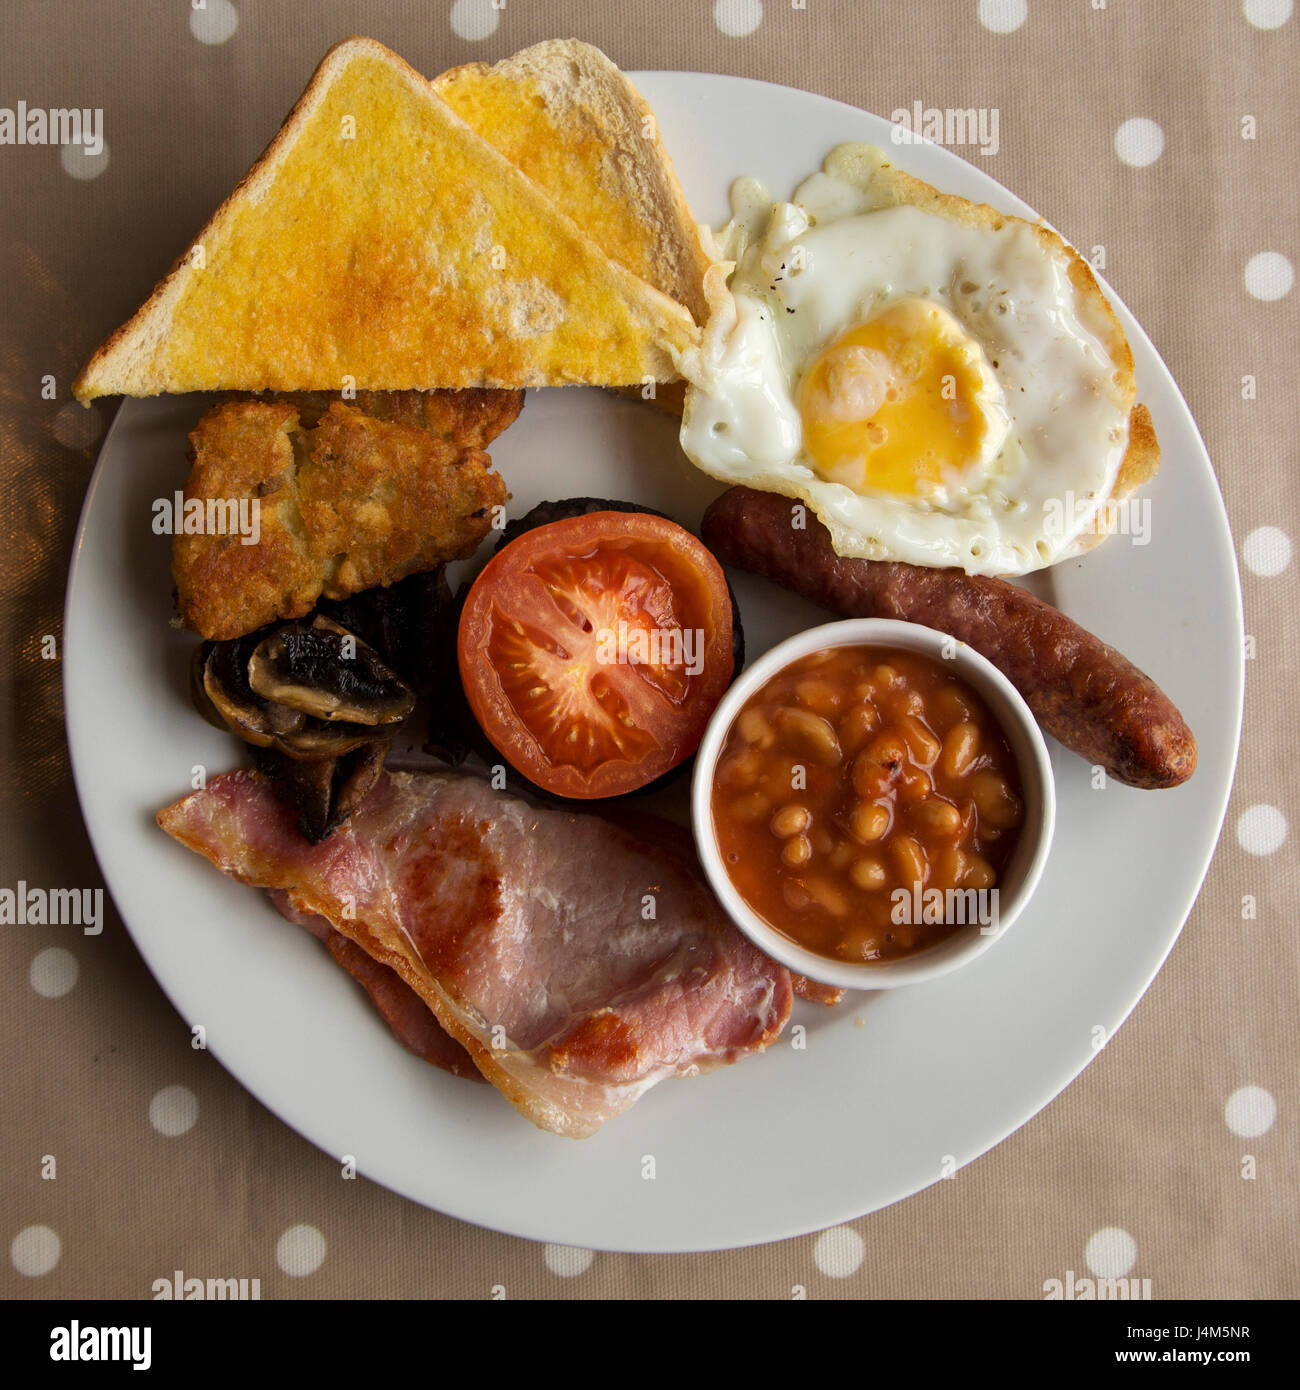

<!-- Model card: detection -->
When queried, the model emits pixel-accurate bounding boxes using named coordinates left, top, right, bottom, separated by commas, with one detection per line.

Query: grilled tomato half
left=458, top=511, right=735, bottom=799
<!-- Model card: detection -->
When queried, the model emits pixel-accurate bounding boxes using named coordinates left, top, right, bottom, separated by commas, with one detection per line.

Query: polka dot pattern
left=1244, top=251, right=1294, bottom=300
left=1085, top=1227, right=1137, bottom=1279
left=1224, top=1086, right=1277, bottom=1137
left=714, top=0, right=763, bottom=37
left=149, top=1085, right=198, bottom=1137
left=1243, top=0, right=1292, bottom=29
left=11, top=1225, right=60, bottom=1277
left=543, top=1243, right=595, bottom=1276
left=29, top=947, right=78, bottom=998
left=1114, top=118, right=1165, bottom=167
left=189, top=0, right=238, bottom=45
left=813, top=1225, right=865, bottom=1277
left=449, top=0, right=501, bottom=42
left=276, top=1224, right=326, bottom=1276
left=1236, top=804, right=1287, bottom=856
left=8, top=0, right=1298, bottom=1304
left=52, top=401, right=103, bottom=450
left=60, top=142, right=109, bottom=180
left=1242, top=525, right=1292, bottom=576
left=978, top=0, right=1028, bottom=34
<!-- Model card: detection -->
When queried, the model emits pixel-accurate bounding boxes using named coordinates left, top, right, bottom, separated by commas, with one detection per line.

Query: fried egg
left=678, top=143, right=1158, bottom=575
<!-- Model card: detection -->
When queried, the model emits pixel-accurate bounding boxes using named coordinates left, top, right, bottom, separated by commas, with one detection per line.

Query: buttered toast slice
left=435, top=39, right=710, bottom=326
left=73, top=37, right=698, bottom=401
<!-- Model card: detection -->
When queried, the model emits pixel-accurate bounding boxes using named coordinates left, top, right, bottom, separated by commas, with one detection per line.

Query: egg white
left=678, top=144, right=1135, bottom=576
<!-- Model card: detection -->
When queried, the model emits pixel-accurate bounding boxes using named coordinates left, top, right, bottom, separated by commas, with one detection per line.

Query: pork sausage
left=701, top=487, right=1197, bottom=789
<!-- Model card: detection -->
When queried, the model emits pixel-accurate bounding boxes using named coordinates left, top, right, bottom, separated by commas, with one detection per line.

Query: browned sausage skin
left=701, top=487, right=1196, bottom=790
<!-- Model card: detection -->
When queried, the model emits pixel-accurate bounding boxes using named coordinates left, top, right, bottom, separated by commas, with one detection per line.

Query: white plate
left=64, top=74, right=1244, bottom=1252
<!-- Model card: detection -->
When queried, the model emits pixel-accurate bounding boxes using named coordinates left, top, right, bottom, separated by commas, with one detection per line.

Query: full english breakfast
left=73, top=36, right=1197, bottom=1136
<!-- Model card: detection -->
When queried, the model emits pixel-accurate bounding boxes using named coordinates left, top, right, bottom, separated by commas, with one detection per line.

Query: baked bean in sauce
left=711, top=645, right=1025, bottom=963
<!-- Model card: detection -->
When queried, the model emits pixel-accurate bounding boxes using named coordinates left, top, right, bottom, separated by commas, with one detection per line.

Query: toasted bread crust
left=435, top=39, right=711, bottom=325
left=74, top=37, right=698, bottom=400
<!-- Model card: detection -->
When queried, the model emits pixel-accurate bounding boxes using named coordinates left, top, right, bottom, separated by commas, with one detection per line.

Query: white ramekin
left=691, top=618, right=1056, bottom=990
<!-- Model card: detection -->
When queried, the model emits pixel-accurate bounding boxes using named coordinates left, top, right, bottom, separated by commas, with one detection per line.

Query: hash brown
left=175, top=397, right=508, bottom=641
left=240, top=387, right=525, bottom=446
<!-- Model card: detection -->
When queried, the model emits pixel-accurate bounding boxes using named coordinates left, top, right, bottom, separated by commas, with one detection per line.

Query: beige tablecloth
left=2, top=0, right=1296, bottom=1299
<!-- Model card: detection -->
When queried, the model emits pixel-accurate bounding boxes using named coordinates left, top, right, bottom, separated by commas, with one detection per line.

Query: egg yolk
left=797, top=298, right=1005, bottom=498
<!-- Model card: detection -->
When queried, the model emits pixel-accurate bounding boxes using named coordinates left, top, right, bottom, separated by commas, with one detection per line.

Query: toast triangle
left=73, top=37, right=698, bottom=401
left=434, top=39, right=710, bottom=325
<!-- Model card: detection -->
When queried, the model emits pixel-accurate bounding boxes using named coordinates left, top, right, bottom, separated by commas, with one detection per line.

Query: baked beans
left=711, top=644, right=1025, bottom=963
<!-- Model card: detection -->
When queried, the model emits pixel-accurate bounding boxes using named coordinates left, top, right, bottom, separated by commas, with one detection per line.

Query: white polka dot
left=1242, top=525, right=1292, bottom=577
left=714, top=0, right=764, bottom=37
left=978, top=0, right=1028, bottom=33
left=189, top=0, right=238, bottom=45
left=60, top=141, right=110, bottom=181
left=1085, top=1226, right=1136, bottom=1279
left=1236, top=804, right=1287, bottom=856
left=1244, top=0, right=1292, bottom=29
left=1225, top=1085, right=1277, bottom=1138
left=149, top=1085, right=198, bottom=1137
left=11, top=1225, right=60, bottom=1277
left=813, top=1224, right=865, bottom=1277
left=543, top=1243, right=594, bottom=1276
left=29, top=947, right=78, bottom=998
left=52, top=401, right=103, bottom=450
left=1244, top=251, right=1294, bottom=301
left=449, top=0, right=500, bottom=41
left=1114, top=118, right=1165, bottom=168
left=276, top=1223, right=326, bottom=1276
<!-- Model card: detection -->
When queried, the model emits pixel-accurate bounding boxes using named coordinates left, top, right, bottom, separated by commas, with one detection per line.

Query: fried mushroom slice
left=248, top=616, right=415, bottom=725
left=191, top=617, right=414, bottom=763
left=251, top=740, right=388, bottom=844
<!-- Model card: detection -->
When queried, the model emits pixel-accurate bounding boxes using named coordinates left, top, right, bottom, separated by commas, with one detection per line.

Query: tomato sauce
left=711, top=644, right=1025, bottom=962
